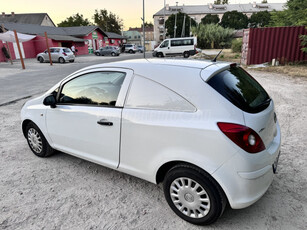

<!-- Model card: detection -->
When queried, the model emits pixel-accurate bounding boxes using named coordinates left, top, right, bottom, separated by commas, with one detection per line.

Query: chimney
left=253, top=2, right=257, bottom=8
left=209, top=3, right=213, bottom=9
left=166, top=4, right=170, bottom=11
left=11, top=12, right=15, bottom=16
left=2, top=12, right=5, bottom=18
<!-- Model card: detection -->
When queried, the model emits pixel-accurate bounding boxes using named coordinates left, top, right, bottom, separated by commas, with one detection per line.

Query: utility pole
left=163, top=0, right=166, bottom=40
left=142, top=0, right=145, bottom=58
left=13, top=30, right=25, bottom=69
left=181, top=14, right=186, bottom=37
left=174, top=1, right=178, bottom=38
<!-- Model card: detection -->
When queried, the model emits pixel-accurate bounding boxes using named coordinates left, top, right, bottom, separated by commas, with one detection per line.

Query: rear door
left=45, top=68, right=133, bottom=169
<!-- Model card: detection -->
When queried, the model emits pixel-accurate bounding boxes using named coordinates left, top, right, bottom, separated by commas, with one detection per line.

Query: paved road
left=0, top=52, right=152, bottom=106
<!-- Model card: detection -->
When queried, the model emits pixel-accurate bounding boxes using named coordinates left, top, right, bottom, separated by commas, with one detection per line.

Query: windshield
left=207, top=66, right=270, bottom=113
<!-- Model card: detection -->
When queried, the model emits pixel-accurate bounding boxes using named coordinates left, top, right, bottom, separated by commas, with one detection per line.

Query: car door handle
left=97, top=119, right=113, bottom=126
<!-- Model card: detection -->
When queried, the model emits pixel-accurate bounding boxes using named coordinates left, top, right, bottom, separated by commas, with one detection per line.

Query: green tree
left=191, top=23, right=233, bottom=49
left=201, top=14, right=220, bottom=24
left=58, top=13, right=91, bottom=27
left=93, top=9, right=123, bottom=33
left=142, top=22, right=153, bottom=28
left=165, top=12, right=197, bottom=38
left=270, top=0, right=307, bottom=26
left=249, top=11, right=271, bottom=28
left=220, top=11, right=249, bottom=29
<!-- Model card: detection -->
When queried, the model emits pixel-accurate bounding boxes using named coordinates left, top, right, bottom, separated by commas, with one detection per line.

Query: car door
left=51, top=48, right=60, bottom=62
left=45, top=68, right=133, bottom=169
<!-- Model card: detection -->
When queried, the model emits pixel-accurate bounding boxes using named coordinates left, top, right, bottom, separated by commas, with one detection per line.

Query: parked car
left=36, top=47, right=75, bottom=63
left=137, top=45, right=145, bottom=53
left=124, top=44, right=137, bottom=53
left=94, top=46, right=120, bottom=56
left=153, top=37, right=197, bottom=58
left=21, top=59, right=281, bottom=225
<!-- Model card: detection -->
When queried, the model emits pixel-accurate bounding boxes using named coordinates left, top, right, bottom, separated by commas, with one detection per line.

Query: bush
left=231, top=38, right=242, bottom=53
left=192, top=24, right=233, bottom=49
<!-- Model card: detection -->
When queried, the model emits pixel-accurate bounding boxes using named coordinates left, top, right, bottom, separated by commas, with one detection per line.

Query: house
left=153, top=2, right=285, bottom=42
left=0, top=22, right=126, bottom=62
left=128, top=26, right=156, bottom=50
left=104, top=32, right=127, bottom=47
left=123, top=31, right=142, bottom=45
left=0, top=12, right=55, bottom=27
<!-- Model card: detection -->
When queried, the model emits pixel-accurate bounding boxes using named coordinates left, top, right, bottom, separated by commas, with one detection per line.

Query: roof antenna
left=212, top=49, right=223, bottom=62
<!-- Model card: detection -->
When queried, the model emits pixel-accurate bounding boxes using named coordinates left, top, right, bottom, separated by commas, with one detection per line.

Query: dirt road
left=0, top=70, right=306, bottom=229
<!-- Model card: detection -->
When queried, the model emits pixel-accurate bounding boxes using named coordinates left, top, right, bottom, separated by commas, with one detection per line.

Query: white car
left=36, top=47, right=75, bottom=63
left=21, top=59, right=281, bottom=225
left=153, top=37, right=197, bottom=58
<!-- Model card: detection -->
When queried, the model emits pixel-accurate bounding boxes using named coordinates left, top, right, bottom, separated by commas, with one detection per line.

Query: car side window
left=125, top=75, right=195, bottom=112
left=160, top=40, right=169, bottom=48
left=58, top=72, right=126, bottom=107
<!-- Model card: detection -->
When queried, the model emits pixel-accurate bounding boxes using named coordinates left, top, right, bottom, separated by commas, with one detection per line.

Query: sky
left=1, top=0, right=286, bottom=30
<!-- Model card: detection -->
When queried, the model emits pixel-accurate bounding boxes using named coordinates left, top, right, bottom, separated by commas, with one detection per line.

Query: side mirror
left=43, top=95, right=56, bottom=108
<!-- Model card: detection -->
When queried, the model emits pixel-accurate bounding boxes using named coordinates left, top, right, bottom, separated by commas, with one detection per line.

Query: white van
left=153, top=37, right=197, bottom=58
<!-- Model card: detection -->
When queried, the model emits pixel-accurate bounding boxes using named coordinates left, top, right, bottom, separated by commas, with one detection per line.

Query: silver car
left=94, top=46, right=120, bottom=56
left=37, top=47, right=75, bottom=64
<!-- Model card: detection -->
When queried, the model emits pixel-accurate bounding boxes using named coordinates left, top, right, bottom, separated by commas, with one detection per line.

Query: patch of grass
left=249, top=64, right=307, bottom=78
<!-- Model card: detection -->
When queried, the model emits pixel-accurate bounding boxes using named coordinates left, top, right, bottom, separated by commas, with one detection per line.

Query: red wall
left=0, top=29, right=124, bottom=62
left=241, top=26, right=307, bottom=65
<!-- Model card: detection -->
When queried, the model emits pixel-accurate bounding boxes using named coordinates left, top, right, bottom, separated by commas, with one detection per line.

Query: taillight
left=63, top=52, right=67, bottom=56
left=217, top=122, right=265, bottom=153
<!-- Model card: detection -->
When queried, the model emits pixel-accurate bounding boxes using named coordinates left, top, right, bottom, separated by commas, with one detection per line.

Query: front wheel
left=59, top=57, right=65, bottom=63
left=163, top=164, right=226, bottom=225
left=157, top=52, right=164, bottom=58
left=111, top=52, right=116, bottom=56
left=38, top=57, right=44, bottom=63
left=25, top=122, right=55, bottom=157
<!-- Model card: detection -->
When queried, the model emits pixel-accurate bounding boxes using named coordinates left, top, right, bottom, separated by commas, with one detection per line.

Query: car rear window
left=63, top=48, right=71, bottom=53
left=207, top=66, right=270, bottom=113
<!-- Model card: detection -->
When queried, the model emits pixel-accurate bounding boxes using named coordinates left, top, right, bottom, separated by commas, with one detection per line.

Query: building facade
left=0, top=22, right=125, bottom=62
left=153, top=2, right=285, bottom=42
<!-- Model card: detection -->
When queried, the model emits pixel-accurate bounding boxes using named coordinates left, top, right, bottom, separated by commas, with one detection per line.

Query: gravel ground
left=0, top=70, right=307, bottom=229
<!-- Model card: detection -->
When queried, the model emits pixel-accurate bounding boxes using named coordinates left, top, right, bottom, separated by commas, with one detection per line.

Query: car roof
left=77, top=58, right=231, bottom=72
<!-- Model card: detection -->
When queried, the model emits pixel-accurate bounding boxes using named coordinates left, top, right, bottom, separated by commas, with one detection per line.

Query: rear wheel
left=38, top=57, right=44, bottom=63
left=95, top=52, right=101, bottom=56
left=129, top=50, right=133, bottom=54
left=183, top=51, right=190, bottom=58
left=59, top=57, right=65, bottom=63
left=25, top=122, right=55, bottom=157
left=163, top=164, right=226, bottom=225
left=111, top=52, right=116, bottom=56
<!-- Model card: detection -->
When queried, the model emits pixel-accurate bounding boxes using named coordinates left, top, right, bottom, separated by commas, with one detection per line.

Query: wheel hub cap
left=170, top=177, right=211, bottom=218
left=27, top=128, right=43, bottom=153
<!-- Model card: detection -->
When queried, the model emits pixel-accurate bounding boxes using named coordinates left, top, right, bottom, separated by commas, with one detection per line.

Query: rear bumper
left=63, top=56, right=75, bottom=61
left=212, top=122, right=281, bottom=209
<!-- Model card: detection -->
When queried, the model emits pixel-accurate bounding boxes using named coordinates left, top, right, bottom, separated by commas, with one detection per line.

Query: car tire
left=59, top=57, right=65, bottom=64
left=38, top=57, right=44, bottom=63
left=183, top=51, right=190, bottom=58
left=163, top=164, right=227, bottom=225
left=69, top=60, right=74, bottom=63
left=157, top=52, right=164, bottom=58
left=95, top=52, right=101, bottom=56
left=111, top=52, right=116, bottom=56
left=129, top=50, right=133, bottom=54
left=25, top=122, right=55, bottom=158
